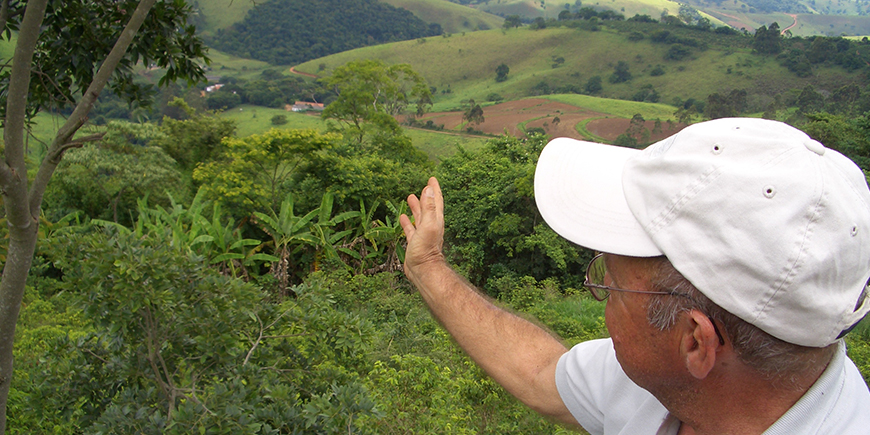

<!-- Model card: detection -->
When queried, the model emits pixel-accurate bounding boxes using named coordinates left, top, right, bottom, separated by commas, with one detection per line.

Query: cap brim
left=534, top=137, right=661, bottom=257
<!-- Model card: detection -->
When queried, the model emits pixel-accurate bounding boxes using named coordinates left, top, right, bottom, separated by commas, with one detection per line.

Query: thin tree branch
left=31, top=69, right=76, bottom=109
left=243, top=309, right=293, bottom=366
left=45, top=133, right=105, bottom=164
left=28, top=0, right=159, bottom=218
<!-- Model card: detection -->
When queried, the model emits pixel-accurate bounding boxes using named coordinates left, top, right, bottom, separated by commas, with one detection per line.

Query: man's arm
left=399, top=177, right=578, bottom=426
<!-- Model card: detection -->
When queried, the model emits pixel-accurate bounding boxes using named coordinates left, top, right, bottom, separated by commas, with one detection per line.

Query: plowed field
left=417, top=98, right=684, bottom=143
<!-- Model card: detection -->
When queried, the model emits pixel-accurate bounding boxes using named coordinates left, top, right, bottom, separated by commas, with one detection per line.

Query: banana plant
left=253, top=194, right=320, bottom=295
left=93, top=191, right=274, bottom=279
left=308, top=192, right=360, bottom=271
left=194, top=203, right=276, bottom=279
left=338, top=199, right=408, bottom=274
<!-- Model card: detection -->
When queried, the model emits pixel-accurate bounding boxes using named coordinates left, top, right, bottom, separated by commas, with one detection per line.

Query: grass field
left=204, top=49, right=276, bottom=81
left=381, top=0, right=504, bottom=33
left=404, top=127, right=489, bottom=160
left=543, top=94, right=676, bottom=119
left=192, top=0, right=870, bottom=39
left=216, top=105, right=327, bottom=137
left=192, top=0, right=255, bottom=36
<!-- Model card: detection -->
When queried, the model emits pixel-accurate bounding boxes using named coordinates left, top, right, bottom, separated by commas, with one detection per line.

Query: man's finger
left=429, top=177, right=443, bottom=221
left=407, top=193, right=421, bottom=226
left=399, top=213, right=415, bottom=238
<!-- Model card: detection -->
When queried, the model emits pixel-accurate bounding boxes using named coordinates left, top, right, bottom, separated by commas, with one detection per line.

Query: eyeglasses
left=585, top=253, right=726, bottom=345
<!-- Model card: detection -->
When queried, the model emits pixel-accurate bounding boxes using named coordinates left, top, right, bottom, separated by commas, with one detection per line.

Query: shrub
left=665, top=44, right=692, bottom=61
left=486, top=92, right=504, bottom=102
left=271, top=114, right=288, bottom=125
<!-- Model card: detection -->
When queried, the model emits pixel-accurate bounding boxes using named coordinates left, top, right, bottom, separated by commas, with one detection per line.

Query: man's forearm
left=399, top=177, right=576, bottom=424
left=407, top=260, right=570, bottom=417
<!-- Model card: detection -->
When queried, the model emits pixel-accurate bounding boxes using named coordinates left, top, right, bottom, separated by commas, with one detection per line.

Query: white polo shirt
left=555, top=338, right=870, bottom=435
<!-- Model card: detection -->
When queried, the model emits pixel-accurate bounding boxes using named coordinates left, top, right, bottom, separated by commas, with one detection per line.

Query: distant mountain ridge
left=208, top=0, right=442, bottom=66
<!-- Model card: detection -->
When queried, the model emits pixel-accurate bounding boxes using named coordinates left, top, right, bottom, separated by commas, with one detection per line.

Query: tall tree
left=321, top=59, right=432, bottom=144
left=462, top=99, right=485, bottom=128
left=753, top=22, right=782, bottom=55
left=0, top=1, right=207, bottom=432
left=503, top=14, right=522, bottom=28
left=609, top=61, right=632, bottom=83
left=495, top=63, right=510, bottom=82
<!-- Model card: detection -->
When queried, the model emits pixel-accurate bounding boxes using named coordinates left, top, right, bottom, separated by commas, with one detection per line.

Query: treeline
left=83, top=69, right=328, bottom=124
left=209, top=0, right=442, bottom=66
left=204, top=70, right=330, bottom=111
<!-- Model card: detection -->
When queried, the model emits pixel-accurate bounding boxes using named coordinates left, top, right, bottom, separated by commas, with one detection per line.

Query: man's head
left=535, top=118, right=870, bottom=348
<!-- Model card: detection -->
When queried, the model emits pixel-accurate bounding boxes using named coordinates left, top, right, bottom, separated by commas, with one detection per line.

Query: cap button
left=804, top=139, right=826, bottom=155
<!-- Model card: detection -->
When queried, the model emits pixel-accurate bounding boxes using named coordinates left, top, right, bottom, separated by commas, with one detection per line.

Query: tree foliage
left=495, top=63, right=510, bottom=82
left=152, top=98, right=237, bottom=173
left=193, top=128, right=337, bottom=216
left=462, top=99, right=485, bottom=127
left=0, top=0, right=207, bottom=121
left=438, top=135, right=589, bottom=293
left=608, top=60, right=632, bottom=83
left=13, top=229, right=382, bottom=433
left=503, top=15, right=522, bottom=29
left=753, top=22, right=782, bottom=55
left=802, top=112, right=870, bottom=171
left=704, top=89, right=747, bottom=119
left=45, top=121, right=188, bottom=224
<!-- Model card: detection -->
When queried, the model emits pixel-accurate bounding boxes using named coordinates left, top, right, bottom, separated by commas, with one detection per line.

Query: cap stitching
left=645, top=165, right=721, bottom=236
left=755, top=162, right=826, bottom=339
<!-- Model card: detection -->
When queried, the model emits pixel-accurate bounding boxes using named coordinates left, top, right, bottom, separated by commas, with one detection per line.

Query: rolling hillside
left=293, top=24, right=862, bottom=112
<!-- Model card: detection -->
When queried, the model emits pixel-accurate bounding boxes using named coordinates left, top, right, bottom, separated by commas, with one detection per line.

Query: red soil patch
left=417, top=98, right=685, bottom=143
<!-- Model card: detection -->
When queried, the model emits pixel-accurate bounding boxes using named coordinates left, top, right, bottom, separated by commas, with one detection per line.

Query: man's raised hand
left=399, top=177, right=446, bottom=281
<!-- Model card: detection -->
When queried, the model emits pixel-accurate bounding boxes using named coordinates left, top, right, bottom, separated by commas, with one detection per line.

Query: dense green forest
left=209, top=0, right=443, bottom=65
left=3, top=1, right=870, bottom=434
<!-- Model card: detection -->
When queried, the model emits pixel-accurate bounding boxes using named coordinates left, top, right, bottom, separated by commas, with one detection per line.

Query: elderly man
left=399, top=118, right=870, bottom=434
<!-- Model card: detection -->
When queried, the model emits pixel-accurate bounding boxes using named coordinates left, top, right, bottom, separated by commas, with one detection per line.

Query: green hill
left=295, top=22, right=865, bottom=113
left=381, top=0, right=504, bottom=32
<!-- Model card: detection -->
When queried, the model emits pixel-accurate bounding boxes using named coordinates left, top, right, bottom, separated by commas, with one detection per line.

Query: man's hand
left=400, top=177, right=446, bottom=282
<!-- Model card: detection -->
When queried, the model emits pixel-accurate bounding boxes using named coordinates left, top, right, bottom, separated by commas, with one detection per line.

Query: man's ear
left=680, top=310, right=721, bottom=379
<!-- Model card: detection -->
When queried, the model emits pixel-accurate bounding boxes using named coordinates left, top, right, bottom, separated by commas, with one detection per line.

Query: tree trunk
left=0, top=1, right=158, bottom=432
left=0, top=2, right=49, bottom=433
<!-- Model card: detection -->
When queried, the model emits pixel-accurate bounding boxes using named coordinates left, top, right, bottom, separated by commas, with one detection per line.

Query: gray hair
left=645, top=257, right=836, bottom=389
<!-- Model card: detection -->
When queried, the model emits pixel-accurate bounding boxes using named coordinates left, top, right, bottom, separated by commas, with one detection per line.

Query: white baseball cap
left=535, top=117, right=870, bottom=347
